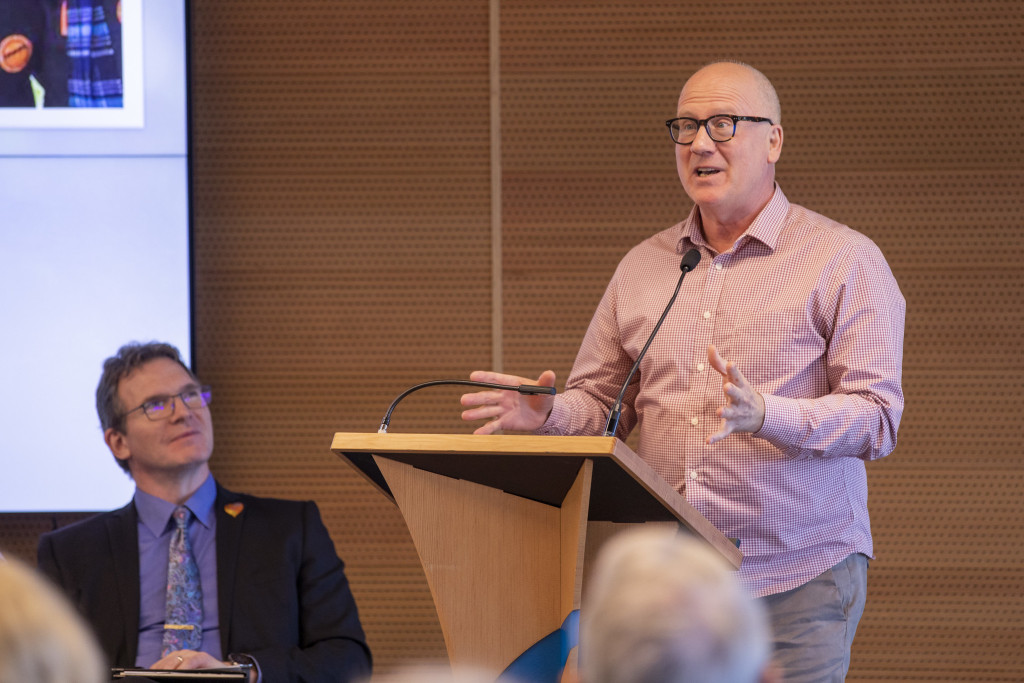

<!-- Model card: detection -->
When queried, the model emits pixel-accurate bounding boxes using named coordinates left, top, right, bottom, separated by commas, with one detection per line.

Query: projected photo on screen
left=0, top=0, right=143, bottom=127
left=0, top=0, right=186, bottom=512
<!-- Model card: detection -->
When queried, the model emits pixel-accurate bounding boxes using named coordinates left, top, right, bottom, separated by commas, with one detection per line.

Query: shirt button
left=715, top=263, right=723, bottom=271
left=697, top=362, right=705, bottom=372
left=690, top=417, right=699, bottom=426
left=703, top=311, right=711, bottom=319
left=690, top=471, right=698, bottom=480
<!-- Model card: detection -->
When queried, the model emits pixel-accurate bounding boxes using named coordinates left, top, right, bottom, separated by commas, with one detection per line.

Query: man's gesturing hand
left=707, top=345, right=765, bottom=445
left=460, top=370, right=556, bottom=435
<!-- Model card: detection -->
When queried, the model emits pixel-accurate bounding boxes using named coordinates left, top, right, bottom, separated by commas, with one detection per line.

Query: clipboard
left=110, top=665, right=251, bottom=681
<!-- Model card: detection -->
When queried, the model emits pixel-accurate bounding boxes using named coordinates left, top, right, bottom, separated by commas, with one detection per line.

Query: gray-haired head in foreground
left=0, top=556, right=106, bottom=683
left=580, top=528, right=773, bottom=683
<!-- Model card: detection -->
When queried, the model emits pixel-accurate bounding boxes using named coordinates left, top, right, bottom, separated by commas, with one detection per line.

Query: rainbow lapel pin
left=224, top=502, right=244, bottom=518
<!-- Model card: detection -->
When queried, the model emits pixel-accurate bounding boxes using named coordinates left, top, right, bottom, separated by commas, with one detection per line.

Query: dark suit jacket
left=37, top=484, right=372, bottom=683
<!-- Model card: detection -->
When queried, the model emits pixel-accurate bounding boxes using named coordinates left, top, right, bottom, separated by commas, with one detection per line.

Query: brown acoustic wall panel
left=188, top=0, right=495, bottom=668
left=2, top=0, right=1021, bottom=679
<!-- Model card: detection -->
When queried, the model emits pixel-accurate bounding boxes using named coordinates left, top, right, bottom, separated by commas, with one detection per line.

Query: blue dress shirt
left=134, top=474, right=221, bottom=667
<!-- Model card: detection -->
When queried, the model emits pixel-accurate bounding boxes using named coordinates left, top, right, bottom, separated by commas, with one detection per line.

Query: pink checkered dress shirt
left=539, top=185, right=906, bottom=597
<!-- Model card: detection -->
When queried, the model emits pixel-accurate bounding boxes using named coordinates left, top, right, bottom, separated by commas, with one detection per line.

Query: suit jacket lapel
left=106, top=502, right=141, bottom=666
left=215, top=485, right=245, bottom=656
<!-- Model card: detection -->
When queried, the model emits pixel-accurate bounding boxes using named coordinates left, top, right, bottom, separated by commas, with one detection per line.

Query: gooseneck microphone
left=378, top=380, right=557, bottom=433
left=602, top=248, right=702, bottom=437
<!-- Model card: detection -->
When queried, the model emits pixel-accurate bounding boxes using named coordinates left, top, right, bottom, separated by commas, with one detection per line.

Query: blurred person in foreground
left=461, top=61, right=905, bottom=681
left=0, top=555, right=106, bottom=683
left=37, top=341, right=371, bottom=682
left=578, top=528, right=777, bottom=683
left=365, top=664, right=500, bottom=683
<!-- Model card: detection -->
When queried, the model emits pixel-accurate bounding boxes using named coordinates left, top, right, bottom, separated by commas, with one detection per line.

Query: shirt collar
left=677, top=183, right=790, bottom=254
left=134, top=473, right=217, bottom=537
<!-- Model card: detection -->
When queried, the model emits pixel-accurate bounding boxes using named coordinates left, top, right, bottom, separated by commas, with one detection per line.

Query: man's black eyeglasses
left=665, top=115, right=773, bottom=145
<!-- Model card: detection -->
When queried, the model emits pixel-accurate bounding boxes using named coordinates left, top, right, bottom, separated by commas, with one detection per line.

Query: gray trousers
left=759, top=553, right=869, bottom=683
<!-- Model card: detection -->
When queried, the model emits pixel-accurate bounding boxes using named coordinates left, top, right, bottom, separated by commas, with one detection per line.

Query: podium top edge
left=330, top=432, right=626, bottom=457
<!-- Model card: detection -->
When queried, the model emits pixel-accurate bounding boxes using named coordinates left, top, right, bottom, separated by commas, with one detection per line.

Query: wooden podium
left=331, top=433, right=740, bottom=673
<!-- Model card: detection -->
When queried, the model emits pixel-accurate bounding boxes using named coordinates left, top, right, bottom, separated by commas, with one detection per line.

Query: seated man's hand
left=153, top=650, right=257, bottom=682
left=153, top=649, right=224, bottom=670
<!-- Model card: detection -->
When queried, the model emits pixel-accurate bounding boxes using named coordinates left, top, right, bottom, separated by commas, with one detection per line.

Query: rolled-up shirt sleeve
left=757, top=236, right=905, bottom=461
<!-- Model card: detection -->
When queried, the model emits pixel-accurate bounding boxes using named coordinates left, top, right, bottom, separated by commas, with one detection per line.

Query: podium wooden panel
left=331, top=433, right=740, bottom=672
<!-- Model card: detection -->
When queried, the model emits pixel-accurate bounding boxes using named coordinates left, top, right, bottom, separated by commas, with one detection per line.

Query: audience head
left=364, top=663, right=500, bottom=683
left=580, top=528, right=775, bottom=683
left=0, top=556, right=106, bottom=683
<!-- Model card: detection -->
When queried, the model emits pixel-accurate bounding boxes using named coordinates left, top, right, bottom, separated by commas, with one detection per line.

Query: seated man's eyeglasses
left=123, top=387, right=212, bottom=422
left=665, top=114, right=773, bottom=145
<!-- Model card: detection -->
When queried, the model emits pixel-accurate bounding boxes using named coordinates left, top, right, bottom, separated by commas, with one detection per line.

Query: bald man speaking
left=460, top=62, right=905, bottom=681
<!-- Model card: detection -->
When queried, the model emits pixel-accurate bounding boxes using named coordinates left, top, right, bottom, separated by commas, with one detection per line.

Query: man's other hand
left=460, top=370, right=557, bottom=434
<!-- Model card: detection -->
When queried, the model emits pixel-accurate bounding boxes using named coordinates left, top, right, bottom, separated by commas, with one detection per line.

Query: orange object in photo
left=0, top=34, right=33, bottom=74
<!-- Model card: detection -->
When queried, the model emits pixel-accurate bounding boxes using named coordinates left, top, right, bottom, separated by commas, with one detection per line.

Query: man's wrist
left=228, top=652, right=260, bottom=683
left=753, top=392, right=766, bottom=433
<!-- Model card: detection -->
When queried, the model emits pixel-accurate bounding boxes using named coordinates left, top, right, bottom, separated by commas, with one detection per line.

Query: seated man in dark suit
left=38, top=342, right=372, bottom=683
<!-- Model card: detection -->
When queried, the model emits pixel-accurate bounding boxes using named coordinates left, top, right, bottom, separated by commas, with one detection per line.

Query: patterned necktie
left=162, top=506, right=203, bottom=656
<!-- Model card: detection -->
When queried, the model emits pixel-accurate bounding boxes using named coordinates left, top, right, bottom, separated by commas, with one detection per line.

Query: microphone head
left=680, top=248, right=701, bottom=273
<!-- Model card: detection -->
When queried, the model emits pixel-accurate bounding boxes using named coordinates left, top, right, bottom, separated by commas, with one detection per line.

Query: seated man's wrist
left=228, top=652, right=260, bottom=683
